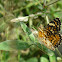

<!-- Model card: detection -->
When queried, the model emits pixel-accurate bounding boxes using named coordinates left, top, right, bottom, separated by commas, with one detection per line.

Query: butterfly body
left=38, top=18, right=61, bottom=51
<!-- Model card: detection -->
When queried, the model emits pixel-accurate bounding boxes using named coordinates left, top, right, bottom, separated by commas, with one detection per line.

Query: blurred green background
left=0, top=0, right=62, bottom=62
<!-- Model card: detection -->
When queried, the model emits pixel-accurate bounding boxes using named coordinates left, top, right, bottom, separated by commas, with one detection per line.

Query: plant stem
left=47, top=0, right=61, bottom=6
left=56, top=48, right=62, bottom=59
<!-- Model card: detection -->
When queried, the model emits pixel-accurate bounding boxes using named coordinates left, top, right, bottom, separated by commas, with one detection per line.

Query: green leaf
left=48, top=52, right=56, bottom=62
left=35, top=43, right=56, bottom=62
left=20, top=22, right=35, bottom=43
left=40, top=56, right=49, bottom=62
left=26, top=57, right=38, bottom=62
left=20, top=21, right=56, bottom=62
left=57, top=57, right=62, bottom=62
left=35, top=43, right=53, bottom=54
left=0, top=40, right=30, bottom=51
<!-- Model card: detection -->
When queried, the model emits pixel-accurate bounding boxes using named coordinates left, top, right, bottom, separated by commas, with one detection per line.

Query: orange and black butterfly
left=38, top=18, right=61, bottom=50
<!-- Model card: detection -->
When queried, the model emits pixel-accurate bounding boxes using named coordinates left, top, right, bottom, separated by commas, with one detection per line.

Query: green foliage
left=26, top=58, right=38, bottom=62
left=40, top=57, right=49, bottom=62
left=0, top=0, right=62, bottom=62
left=0, top=40, right=30, bottom=51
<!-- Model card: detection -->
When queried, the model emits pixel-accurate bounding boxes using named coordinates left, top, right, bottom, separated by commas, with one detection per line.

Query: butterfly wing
left=46, top=18, right=61, bottom=34
left=46, top=18, right=61, bottom=48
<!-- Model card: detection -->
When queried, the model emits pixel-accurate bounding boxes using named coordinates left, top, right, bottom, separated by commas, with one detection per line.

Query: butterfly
left=38, top=18, right=61, bottom=51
